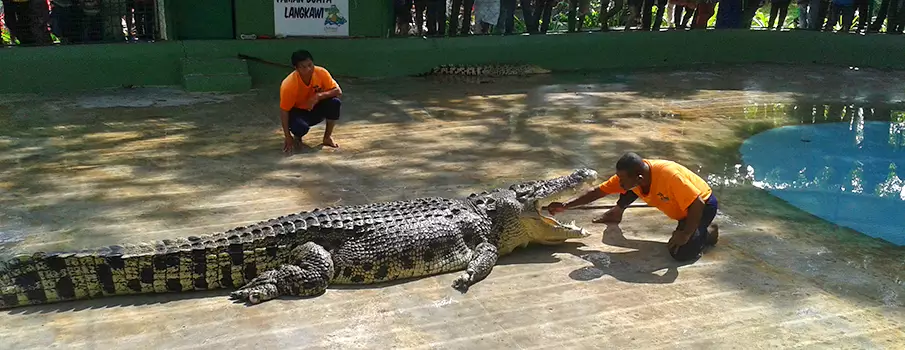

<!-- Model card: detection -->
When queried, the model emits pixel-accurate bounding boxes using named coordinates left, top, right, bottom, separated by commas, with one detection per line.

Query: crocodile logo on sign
left=323, top=5, right=347, bottom=33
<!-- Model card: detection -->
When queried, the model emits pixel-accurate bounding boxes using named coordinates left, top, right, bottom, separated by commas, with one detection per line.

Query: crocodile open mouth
left=534, top=201, right=587, bottom=234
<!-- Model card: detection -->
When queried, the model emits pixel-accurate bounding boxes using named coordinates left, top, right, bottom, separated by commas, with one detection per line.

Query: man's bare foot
left=322, top=135, right=339, bottom=148
left=706, top=223, right=719, bottom=246
left=293, top=135, right=304, bottom=151
left=592, top=207, right=624, bottom=224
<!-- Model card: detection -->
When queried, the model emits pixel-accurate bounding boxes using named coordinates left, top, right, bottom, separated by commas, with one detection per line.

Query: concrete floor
left=1, top=64, right=904, bottom=349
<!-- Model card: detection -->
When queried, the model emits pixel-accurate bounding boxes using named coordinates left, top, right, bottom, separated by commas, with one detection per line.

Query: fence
left=1, top=0, right=158, bottom=46
left=1, top=0, right=904, bottom=47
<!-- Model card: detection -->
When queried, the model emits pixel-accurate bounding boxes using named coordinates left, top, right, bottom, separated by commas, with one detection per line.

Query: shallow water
left=738, top=107, right=905, bottom=245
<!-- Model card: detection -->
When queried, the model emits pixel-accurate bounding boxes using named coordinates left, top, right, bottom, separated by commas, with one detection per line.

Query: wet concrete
left=1, top=63, right=904, bottom=349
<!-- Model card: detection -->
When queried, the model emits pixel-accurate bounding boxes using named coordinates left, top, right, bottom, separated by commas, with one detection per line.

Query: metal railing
left=1, top=0, right=158, bottom=46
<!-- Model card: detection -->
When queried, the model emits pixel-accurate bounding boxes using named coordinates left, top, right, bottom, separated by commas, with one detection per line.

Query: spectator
left=473, top=0, right=499, bottom=34
left=768, top=0, right=791, bottom=30
left=823, top=0, right=854, bottom=32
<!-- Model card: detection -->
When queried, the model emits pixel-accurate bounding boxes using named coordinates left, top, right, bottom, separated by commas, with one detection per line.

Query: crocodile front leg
left=452, top=242, right=499, bottom=292
left=229, top=242, right=334, bottom=305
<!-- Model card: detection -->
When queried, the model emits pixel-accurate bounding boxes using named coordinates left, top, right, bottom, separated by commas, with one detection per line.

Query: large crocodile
left=415, top=64, right=552, bottom=77
left=0, top=168, right=598, bottom=309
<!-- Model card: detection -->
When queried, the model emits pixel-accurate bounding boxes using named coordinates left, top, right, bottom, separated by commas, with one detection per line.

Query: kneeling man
left=279, top=49, right=343, bottom=152
left=547, top=152, right=719, bottom=261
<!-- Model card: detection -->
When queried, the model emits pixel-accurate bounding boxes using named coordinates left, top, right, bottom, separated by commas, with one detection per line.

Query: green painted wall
left=234, top=0, right=393, bottom=38
left=2, top=31, right=904, bottom=94
left=190, top=29, right=905, bottom=82
left=171, top=0, right=236, bottom=39
left=0, top=42, right=185, bottom=94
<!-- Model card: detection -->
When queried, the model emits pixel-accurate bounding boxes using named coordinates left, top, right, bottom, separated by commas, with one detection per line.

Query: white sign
left=274, top=0, right=349, bottom=37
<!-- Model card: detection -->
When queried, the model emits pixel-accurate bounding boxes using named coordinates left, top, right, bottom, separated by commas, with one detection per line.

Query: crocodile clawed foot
left=230, top=271, right=280, bottom=305
left=230, top=283, right=279, bottom=305
left=451, top=270, right=474, bottom=293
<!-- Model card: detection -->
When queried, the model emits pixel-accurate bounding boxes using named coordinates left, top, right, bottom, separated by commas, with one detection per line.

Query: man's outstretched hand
left=592, top=206, right=624, bottom=224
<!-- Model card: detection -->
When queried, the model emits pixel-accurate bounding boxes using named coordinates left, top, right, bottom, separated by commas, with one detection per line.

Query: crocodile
left=0, top=168, right=599, bottom=309
left=416, top=64, right=552, bottom=77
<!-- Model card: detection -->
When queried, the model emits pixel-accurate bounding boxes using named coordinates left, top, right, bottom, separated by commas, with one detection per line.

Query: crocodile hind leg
left=452, top=242, right=499, bottom=292
left=229, top=242, right=335, bottom=305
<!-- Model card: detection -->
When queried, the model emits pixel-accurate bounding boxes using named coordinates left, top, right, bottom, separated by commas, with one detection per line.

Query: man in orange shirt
left=279, top=50, right=343, bottom=153
left=547, top=152, right=719, bottom=261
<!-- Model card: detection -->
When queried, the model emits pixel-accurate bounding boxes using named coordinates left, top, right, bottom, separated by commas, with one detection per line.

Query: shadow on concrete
left=566, top=224, right=695, bottom=285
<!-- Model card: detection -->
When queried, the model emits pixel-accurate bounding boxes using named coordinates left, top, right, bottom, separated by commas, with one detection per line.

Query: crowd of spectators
left=392, top=0, right=904, bottom=36
left=1, top=0, right=154, bottom=45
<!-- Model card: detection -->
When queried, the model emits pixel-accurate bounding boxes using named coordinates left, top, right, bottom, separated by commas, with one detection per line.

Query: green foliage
left=483, top=0, right=873, bottom=31
left=1, top=27, right=10, bottom=45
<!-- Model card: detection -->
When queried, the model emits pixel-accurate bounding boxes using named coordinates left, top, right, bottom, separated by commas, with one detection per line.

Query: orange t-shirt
left=598, top=159, right=712, bottom=220
left=279, top=66, right=339, bottom=112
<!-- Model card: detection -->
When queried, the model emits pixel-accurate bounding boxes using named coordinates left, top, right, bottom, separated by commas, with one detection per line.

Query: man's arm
left=679, top=196, right=705, bottom=236
left=279, top=78, right=296, bottom=140
left=316, top=86, right=342, bottom=101
left=670, top=173, right=706, bottom=236
left=563, top=187, right=608, bottom=209
left=315, top=69, right=343, bottom=101
left=280, top=109, right=291, bottom=139
left=549, top=174, right=621, bottom=213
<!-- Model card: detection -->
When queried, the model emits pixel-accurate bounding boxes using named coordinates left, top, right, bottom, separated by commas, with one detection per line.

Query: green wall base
left=180, top=58, right=253, bottom=93
left=2, top=30, right=904, bottom=95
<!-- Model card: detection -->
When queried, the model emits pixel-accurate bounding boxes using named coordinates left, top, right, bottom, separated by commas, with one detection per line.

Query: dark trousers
left=288, top=98, right=341, bottom=138
left=716, top=0, right=742, bottom=28
left=769, top=0, right=791, bottom=29
left=617, top=191, right=719, bottom=261
left=425, top=0, right=446, bottom=36
left=640, top=0, right=668, bottom=30
left=825, top=3, right=855, bottom=31
left=854, top=0, right=870, bottom=30
left=499, top=0, right=517, bottom=34
left=533, top=0, right=556, bottom=33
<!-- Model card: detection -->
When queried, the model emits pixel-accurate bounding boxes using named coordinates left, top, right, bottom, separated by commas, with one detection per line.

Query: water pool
left=740, top=111, right=905, bottom=246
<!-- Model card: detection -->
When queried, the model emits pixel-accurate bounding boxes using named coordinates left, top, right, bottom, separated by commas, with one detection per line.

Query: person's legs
left=769, top=2, right=781, bottom=28
left=777, top=2, right=790, bottom=29
left=670, top=194, right=719, bottom=262
left=824, top=3, right=839, bottom=31
left=287, top=97, right=342, bottom=148
left=798, top=1, right=810, bottom=28
left=288, top=108, right=313, bottom=147
left=840, top=4, right=855, bottom=31
left=499, top=0, right=516, bottom=34
left=311, top=97, right=342, bottom=147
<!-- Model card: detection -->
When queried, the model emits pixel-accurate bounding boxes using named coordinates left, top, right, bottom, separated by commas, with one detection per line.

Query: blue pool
left=740, top=119, right=905, bottom=246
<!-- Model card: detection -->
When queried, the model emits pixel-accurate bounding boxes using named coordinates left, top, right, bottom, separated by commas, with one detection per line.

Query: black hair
left=290, top=50, right=314, bottom=67
left=616, top=152, right=645, bottom=175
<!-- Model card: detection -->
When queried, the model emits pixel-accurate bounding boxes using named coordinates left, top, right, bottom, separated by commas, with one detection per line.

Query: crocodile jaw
left=533, top=202, right=591, bottom=243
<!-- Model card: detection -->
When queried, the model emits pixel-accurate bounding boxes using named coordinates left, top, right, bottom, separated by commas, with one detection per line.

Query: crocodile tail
left=0, top=216, right=306, bottom=309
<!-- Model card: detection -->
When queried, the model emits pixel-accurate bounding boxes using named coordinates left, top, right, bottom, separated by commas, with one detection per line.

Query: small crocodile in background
left=413, top=64, right=552, bottom=84
left=0, top=168, right=598, bottom=309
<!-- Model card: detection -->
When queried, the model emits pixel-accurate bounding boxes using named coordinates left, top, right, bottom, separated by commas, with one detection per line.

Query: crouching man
left=547, top=152, right=719, bottom=261
left=279, top=49, right=343, bottom=153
